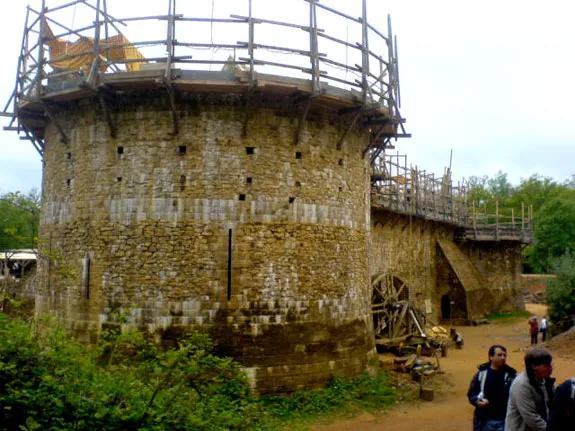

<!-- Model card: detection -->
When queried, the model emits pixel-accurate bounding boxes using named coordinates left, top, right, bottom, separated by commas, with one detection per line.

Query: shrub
left=0, top=315, right=398, bottom=430
left=0, top=315, right=263, bottom=431
left=546, top=252, right=575, bottom=332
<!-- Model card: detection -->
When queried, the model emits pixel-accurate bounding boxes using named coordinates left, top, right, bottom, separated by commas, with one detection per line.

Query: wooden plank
left=230, top=14, right=324, bottom=32
left=306, top=0, right=361, bottom=24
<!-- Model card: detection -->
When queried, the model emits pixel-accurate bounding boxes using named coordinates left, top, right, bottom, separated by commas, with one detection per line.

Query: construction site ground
left=313, top=304, right=575, bottom=431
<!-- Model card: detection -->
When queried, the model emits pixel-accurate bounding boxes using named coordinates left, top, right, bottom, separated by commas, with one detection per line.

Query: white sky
left=1, top=0, right=574, bottom=193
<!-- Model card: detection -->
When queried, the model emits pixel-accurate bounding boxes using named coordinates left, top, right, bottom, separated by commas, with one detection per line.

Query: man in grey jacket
left=505, top=348, right=555, bottom=431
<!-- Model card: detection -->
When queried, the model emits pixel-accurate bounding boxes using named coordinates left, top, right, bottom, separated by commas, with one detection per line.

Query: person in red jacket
left=529, top=316, right=539, bottom=345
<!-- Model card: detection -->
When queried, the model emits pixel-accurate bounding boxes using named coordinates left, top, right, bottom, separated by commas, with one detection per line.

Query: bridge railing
left=370, top=152, right=468, bottom=225
left=3, top=0, right=407, bottom=139
left=370, top=153, right=533, bottom=242
left=462, top=203, right=533, bottom=242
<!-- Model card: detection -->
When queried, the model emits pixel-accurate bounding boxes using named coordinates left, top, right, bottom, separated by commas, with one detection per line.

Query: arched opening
left=441, top=294, right=451, bottom=320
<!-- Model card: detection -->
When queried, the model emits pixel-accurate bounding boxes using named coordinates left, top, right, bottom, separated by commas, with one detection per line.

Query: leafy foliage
left=487, top=171, right=513, bottom=205
left=508, top=174, right=565, bottom=214
left=545, top=253, right=575, bottom=332
left=0, top=189, right=40, bottom=251
left=0, top=317, right=263, bottom=431
left=465, top=172, right=575, bottom=274
left=0, top=316, right=398, bottom=430
left=530, top=190, right=575, bottom=273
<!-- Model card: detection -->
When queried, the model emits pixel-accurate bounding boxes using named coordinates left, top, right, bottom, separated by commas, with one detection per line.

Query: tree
left=0, top=189, right=41, bottom=251
left=487, top=171, right=513, bottom=205
left=546, top=252, right=575, bottom=332
left=509, top=174, right=566, bottom=216
left=466, top=175, right=492, bottom=207
left=530, top=189, right=575, bottom=273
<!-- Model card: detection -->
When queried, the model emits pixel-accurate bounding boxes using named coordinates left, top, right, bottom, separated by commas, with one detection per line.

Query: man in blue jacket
left=468, top=345, right=517, bottom=431
left=547, top=377, right=575, bottom=430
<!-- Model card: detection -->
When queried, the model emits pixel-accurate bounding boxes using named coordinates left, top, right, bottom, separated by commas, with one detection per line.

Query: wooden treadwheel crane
left=372, top=272, right=426, bottom=343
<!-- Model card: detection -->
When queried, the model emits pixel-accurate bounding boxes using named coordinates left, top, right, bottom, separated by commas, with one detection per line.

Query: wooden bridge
left=370, top=153, right=533, bottom=243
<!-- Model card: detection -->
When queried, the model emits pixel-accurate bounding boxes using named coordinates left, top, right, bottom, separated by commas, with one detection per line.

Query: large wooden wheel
left=372, top=273, right=411, bottom=340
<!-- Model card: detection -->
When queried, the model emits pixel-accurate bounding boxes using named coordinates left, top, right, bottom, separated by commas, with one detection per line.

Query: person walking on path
left=540, top=316, right=548, bottom=342
left=505, top=348, right=555, bottom=431
left=468, top=345, right=517, bottom=431
left=529, top=316, right=539, bottom=345
left=546, top=377, right=575, bottom=431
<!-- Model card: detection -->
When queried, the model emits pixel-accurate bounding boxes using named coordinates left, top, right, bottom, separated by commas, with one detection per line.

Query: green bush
left=0, top=315, right=398, bottom=430
left=0, top=315, right=262, bottom=431
left=546, top=252, right=575, bottom=332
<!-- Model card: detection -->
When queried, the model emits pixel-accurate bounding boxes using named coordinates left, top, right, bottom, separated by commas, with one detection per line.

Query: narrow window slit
left=227, top=229, right=233, bottom=301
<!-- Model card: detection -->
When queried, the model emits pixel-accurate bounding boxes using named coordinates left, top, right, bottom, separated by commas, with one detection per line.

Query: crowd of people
left=466, top=315, right=574, bottom=431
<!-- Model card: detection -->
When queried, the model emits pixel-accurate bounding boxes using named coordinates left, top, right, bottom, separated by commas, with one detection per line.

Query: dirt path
left=314, top=304, right=575, bottom=431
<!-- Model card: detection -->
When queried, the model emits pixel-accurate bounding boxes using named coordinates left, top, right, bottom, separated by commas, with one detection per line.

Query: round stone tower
left=11, top=0, right=405, bottom=393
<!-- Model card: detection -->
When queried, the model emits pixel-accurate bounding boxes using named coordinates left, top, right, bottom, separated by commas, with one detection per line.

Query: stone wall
left=36, top=92, right=375, bottom=393
left=369, top=209, right=524, bottom=321
left=33, top=90, right=527, bottom=393
left=521, top=274, right=556, bottom=298
left=459, top=240, right=524, bottom=311
left=370, top=210, right=457, bottom=322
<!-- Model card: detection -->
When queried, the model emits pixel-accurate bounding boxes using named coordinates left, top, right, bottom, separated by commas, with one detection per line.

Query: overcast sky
left=1, top=0, right=574, bottom=194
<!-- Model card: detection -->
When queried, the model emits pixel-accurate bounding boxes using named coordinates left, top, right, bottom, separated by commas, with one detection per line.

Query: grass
left=259, top=368, right=397, bottom=429
left=486, top=310, right=532, bottom=322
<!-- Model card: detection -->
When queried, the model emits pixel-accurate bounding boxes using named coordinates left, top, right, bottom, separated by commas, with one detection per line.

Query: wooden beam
left=242, top=83, right=257, bottom=137
left=42, top=103, right=69, bottom=144
left=380, top=133, right=411, bottom=138
left=166, top=84, right=179, bottom=136
left=294, top=97, right=312, bottom=145
left=363, top=118, right=406, bottom=127
left=19, top=123, right=44, bottom=157
left=337, top=111, right=361, bottom=150
left=97, top=93, right=117, bottom=138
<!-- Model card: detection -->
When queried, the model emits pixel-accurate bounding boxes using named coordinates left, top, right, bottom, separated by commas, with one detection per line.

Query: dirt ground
left=314, top=304, right=575, bottom=431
